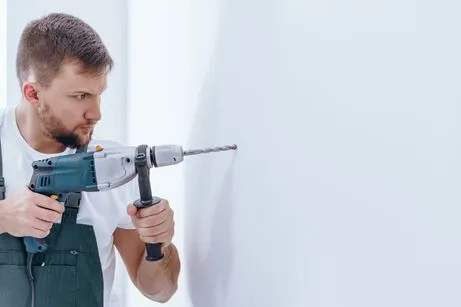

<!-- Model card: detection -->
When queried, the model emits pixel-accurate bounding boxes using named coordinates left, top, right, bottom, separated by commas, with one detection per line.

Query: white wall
left=128, top=1, right=461, bottom=307
left=126, top=1, right=192, bottom=306
left=6, top=0, right=128, bottom=144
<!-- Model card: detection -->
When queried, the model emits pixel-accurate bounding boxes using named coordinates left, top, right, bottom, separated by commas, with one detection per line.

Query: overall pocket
left=33, top=250, right=79, bottom=307
left=33, top=264, right=77, bottom=307
left=0, top=264, right=30, bottom=307
left=0, top=249, right=79, bottom=307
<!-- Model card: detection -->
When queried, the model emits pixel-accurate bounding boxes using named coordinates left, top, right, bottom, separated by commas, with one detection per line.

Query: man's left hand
left=127, top=199, right=175, bottom=248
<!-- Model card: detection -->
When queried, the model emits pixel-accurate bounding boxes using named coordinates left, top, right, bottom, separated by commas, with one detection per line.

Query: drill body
left=26, top=144, right=185, bottom=259
left=29, top=145, right=184, bottom=199
left=24, top=142, right=236, bottom=258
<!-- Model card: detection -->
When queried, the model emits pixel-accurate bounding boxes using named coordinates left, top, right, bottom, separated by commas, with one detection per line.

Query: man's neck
left=15, top=104, right=67, bottom=154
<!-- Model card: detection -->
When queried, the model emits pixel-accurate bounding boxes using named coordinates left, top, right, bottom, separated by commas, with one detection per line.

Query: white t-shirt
left=0, top=105, right=138, bottom=307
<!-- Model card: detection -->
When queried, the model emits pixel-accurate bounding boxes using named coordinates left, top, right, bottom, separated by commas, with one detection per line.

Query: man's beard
left=38, top=103, right=93, bottom=149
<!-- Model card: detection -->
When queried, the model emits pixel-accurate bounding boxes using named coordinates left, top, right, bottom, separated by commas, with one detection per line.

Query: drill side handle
left=134, top=145, right=164, bottom=262
left=23, top=185, right=56, bottom=254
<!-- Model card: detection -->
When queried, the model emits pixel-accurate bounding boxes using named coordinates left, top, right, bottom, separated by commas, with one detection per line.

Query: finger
left=31, top=227, right=50, bottom=239
left=33, top=206, right=61, bottom=223
left=127, top=204, right=138, bottom=217
left=140, top=231, right=173, bottom=244
left=137, top=220, right=172, bottom=237
left=137, top=200, right=169, bottom=218
left=137, top=208, right=172, bottom=228
left=33, top=194, right=65, bottom=213
left=31, top=218, right=52, bottom=233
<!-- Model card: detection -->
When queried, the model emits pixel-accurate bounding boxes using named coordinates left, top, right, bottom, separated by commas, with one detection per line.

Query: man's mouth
left=80, top=126, right=94, bottom=132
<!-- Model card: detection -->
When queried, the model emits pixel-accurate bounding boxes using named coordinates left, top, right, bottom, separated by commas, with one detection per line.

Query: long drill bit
left=184, top=144, right=238, bottom=156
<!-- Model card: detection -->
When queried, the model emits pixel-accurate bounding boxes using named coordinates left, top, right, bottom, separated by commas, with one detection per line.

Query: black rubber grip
left=145, top=238, right=164, bottom=261
left=134, top=196, right=164, bottom=261
left=134, top=145, right=164, bottom=262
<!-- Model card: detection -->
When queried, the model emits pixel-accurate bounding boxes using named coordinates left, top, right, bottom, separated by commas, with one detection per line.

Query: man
left=0, top=12, right=180, bottom=307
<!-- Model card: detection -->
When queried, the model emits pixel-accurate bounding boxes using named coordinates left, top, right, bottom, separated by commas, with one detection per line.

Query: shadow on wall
left=185, top=157, right=235, bottom=307
left=184, top=66, right=236, bottom=307
left=184, top=1, right=236, bottom=306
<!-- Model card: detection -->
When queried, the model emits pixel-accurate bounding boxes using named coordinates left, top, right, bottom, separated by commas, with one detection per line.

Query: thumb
left=127, top=204, right=138, bottom=217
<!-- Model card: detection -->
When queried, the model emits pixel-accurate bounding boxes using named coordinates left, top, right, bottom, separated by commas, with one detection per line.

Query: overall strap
left=0, top=137, right=4, bottom=200
left=61, top=144, right=88, bottom=224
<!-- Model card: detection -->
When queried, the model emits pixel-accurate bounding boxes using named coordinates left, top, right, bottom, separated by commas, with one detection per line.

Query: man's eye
left=75, top=94, right=88, bottom=100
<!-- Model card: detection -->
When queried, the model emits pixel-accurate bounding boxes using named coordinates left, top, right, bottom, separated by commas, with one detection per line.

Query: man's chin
left=53, top=133, right=91, bottom=150
left=77, top=134, right=92, bottom=148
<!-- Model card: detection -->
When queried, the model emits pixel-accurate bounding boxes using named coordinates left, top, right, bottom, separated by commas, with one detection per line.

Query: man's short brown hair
left=16, top=13, right=114, bottom=87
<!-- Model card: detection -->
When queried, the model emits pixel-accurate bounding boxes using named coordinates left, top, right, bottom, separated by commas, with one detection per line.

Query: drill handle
left=133, top=196, right=164, bottom=261
left=23, top=236, right=48, bottom=254
left=134, top=145, right=164, bottom=262
left=23, top=186, right=55, bottom=253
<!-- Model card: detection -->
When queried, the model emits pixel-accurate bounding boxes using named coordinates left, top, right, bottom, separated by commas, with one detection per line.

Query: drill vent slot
left=40, top=176, right=51, bottom=187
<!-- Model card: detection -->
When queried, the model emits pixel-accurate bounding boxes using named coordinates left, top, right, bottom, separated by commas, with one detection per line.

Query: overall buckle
left=0, top=177, right=5, bottom=200
left=63, top=192, right=82, bottom=208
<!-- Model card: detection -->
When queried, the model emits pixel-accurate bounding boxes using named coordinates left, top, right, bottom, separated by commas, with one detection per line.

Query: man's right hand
left=0, top=187, right=64, bottom=238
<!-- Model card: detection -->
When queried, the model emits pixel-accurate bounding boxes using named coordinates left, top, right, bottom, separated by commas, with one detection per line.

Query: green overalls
left=0, top=141, right=105, bottom=307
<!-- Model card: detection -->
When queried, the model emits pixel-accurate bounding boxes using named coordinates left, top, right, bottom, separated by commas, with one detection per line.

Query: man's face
left=35, top=62, right=107, bottom=149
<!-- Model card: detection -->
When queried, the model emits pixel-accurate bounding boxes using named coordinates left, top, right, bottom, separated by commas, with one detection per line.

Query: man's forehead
left=52, top=62, right=108, bottom=91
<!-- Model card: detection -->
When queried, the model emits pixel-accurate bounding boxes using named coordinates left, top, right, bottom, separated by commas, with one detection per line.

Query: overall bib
left=0, top=140, right=104, bottom=307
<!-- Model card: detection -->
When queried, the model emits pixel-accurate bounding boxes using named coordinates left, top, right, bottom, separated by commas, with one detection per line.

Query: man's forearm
left=136, top=243, right=181, bottom=303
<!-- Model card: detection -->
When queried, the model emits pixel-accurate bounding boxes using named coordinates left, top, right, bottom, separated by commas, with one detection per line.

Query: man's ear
left=22, top=82, right=41, bottom=107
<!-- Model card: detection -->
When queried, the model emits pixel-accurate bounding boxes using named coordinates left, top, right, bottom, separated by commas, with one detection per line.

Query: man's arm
left=114, top=227, right=180, bottom=303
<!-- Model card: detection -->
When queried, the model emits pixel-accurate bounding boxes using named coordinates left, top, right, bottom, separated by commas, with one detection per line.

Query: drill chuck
left=150, top=145, right=184, bottom=167
left=149, top=143, right=237, bottom=167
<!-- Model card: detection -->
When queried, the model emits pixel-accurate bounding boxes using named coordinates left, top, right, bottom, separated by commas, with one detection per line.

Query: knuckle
left=50, top=202, right=59, bottom=210
left=155, top=203, right=165, bottom=212
left=148, top=215, right=159, bottom=224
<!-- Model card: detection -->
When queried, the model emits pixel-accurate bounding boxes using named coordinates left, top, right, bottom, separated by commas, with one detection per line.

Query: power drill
left=26, top=143, right=237, bottom=261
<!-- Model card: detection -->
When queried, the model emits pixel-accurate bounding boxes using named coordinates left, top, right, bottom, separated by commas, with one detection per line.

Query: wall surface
left=183, top=0, right=461, bottom=307
left=126, top=1, right=192, bottom=306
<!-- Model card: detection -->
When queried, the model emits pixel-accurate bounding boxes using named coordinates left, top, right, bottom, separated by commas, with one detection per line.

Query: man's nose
left=84, top=98, right=102, bottom=122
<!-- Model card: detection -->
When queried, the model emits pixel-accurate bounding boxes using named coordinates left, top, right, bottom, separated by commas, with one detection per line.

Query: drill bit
left=184, top=144, right=238, bottom=156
